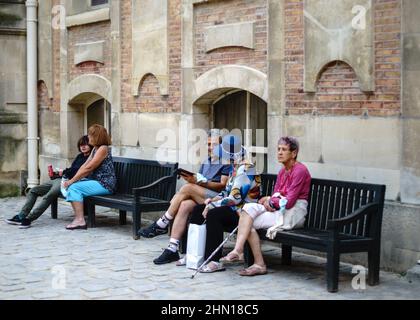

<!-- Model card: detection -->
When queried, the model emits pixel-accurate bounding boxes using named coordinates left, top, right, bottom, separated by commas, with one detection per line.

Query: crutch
left=191, top=226, right=239, bottom=279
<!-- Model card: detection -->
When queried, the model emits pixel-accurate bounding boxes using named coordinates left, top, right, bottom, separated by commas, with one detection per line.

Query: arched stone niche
left=304, top=0, right=374, bottom=92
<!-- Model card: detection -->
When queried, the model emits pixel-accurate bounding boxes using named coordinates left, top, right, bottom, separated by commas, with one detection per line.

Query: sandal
left=65, top=224, right=87, bottom=230
left=238, top=264, right=267, bottom=276
left=176, top=256, right=186, bottom=266
left=220, top=250, right=244, bottom=264
left=199, top=261, right=226, bottom=273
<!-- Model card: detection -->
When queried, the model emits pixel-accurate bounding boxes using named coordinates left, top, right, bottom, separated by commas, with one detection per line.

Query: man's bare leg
left=170, top=199, right=197, bottom=240
left=141, top=183, right=211, bottom=238
left=166, top=183, right=209, bottom=217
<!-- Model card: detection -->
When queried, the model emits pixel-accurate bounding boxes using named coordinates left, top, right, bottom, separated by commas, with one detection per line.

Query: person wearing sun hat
left=188, top=134, right=262, bottom=273
left=212, top=134, right=245, bottom=165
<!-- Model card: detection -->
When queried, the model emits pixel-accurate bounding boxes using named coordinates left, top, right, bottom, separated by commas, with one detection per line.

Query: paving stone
left=110, top=266, right=131, bottom=272
left=31, top=291, right=61, bottom=299
left=0, top=285, right=25, bottom=292
left=24, top=276, right=45, bottom=284
left=82, top=290, right=111, bottom=299
left=107, top=287, right=134, bottom=296
left=80, top=282, right=110, bottom=292
left=110, top=272, right=130, bottom=281
left=2, top=196, right=420, bottom=300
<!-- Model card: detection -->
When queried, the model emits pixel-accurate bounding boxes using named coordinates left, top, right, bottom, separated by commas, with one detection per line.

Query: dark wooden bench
left=244, top=173, right=386, bottom=293
left=51, top=157, right=178, bottom=239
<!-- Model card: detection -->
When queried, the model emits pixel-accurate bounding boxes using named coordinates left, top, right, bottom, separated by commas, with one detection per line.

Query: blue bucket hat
left=213, top=134, right=246, bottom=162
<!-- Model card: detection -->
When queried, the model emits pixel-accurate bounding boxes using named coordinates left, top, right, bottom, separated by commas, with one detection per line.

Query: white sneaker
left=417, top=259, right=420, bottom=265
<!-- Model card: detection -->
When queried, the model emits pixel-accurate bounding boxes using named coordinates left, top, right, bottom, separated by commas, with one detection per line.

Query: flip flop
left=238, top=264, right=267, bottom=276
left=199, top=261, right=226, bottom=273
left=66, top=224, right=87, bottom=230
left=220, top=250, right=244, bottom=263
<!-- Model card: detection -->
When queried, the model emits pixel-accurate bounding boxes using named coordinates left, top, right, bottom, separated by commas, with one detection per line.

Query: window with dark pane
left=213, top=90, right=268, bottom=173
left=91, top=0, right=108, bottom=7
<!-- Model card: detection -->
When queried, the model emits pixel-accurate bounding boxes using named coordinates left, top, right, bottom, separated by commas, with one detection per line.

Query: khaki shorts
left=242, top=200, right=308, bottom=230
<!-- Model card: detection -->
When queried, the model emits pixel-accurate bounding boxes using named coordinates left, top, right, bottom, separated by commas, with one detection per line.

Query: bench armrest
left=327, top=202, right=380, bottom=230
left=133, top=174, right=175, bottom=197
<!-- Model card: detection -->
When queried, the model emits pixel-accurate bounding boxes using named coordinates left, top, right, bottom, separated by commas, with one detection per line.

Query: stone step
left=405, top=262, right=420, bottom=283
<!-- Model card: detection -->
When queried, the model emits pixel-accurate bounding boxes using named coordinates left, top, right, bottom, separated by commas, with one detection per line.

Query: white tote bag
left=186, top=223, right=207, bottom=270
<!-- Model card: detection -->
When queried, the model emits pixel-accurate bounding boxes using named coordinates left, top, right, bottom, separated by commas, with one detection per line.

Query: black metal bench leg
left=87, top=201, right=96, bottom=228
left=51, top=198, right=58, bottom=219
left=244, top=241, right=254, bottom=267
left=326, top=244, right=340, bottom=293
left=119, top=210, right=127, bottom=225
left=281, top=245, right=292, bottom=265
left=132, top=207, right=141, bottom=240
left=368, top=245, right=380, bottom=286
left=83, top=202, right=88, bottom=217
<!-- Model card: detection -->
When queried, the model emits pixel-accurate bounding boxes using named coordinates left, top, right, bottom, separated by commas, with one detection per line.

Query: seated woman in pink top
left=220, top=136, right=311, bottom=276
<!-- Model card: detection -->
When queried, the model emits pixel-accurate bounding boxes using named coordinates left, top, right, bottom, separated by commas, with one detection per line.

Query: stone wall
left=0, top=1, right=28, bottom=196
left=120, top=0, right=181, bottom=114
left=67, top=21, right=112, bottom=83
left=284, top=0, right=401, bottom=116
left=193, top=0, right=268, bottom=78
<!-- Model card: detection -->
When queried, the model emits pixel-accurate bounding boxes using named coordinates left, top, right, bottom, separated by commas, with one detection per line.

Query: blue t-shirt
left=199, top=158, right=232, bottom=183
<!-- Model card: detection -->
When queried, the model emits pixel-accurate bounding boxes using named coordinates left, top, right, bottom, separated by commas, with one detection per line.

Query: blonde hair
left=88, top=124, right=111, bottom=147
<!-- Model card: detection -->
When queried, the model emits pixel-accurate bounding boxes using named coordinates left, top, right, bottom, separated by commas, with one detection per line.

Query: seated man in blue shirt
left=140, top=130, right=232, bottom=265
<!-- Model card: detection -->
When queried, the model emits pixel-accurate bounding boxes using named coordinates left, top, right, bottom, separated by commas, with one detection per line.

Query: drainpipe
left=26, top=0, right=39, bottom=188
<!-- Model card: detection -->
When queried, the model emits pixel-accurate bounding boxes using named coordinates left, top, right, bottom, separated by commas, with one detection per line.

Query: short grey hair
left=278, top=136, right=300, bottom=159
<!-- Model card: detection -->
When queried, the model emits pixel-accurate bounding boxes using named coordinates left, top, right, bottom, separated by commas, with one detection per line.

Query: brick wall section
left=67, top=21, right=112, bottom=83
left=51, top=0, right=60, bottom=112
left=120, top=0, right=181, bottom=113
left=285, top=0, right=401, bottom=116
left=194, top=0, right=267, bottom=79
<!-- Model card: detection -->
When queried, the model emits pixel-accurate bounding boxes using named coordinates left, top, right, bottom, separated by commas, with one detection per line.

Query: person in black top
left=5, top=135, right=92, bottom=228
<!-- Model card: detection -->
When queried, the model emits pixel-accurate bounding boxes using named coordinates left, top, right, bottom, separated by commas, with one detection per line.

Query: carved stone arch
left=133, top=72, right=168, bottom=97
left=314, top=59, right=361, bottom=89
left=137, top=73, right=161, bottom=93
left=37, top=80, right=52, bottom=108
left=304, top=0, right=374, bottom=92
left=192, top=65, right=268, bottom=105
left=68, top=74, right=112, bottom=104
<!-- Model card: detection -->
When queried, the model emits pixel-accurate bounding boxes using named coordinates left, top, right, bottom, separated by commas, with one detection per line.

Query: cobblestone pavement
left=0, top=196, right=418, bottom=300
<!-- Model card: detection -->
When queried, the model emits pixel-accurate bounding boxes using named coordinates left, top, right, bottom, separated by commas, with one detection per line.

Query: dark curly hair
left=77, top=135, right=92, bottom=152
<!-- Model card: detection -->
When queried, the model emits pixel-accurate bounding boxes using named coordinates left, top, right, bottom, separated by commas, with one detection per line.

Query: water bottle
left=60, top=178, right=69, bottom=197
left=48, top=164, right=54, bottom=178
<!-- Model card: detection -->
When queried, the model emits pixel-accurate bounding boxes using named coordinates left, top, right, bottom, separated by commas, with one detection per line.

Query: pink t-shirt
left=270, top=162, right=311, bottom=210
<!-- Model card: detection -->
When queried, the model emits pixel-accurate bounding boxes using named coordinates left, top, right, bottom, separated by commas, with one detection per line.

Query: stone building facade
left=0, top=0, right=27, bottom=197
left=1, top=0, right=420, bottom=272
